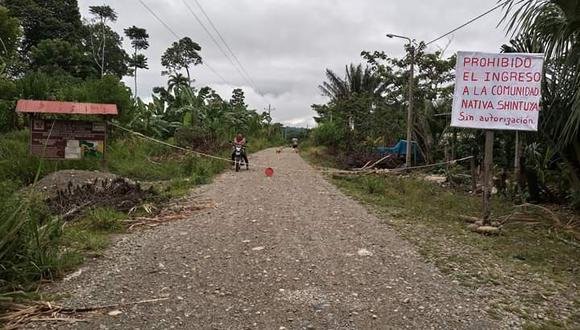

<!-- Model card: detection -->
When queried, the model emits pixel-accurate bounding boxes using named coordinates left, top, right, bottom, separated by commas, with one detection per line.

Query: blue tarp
left=377, top=140, right=422, bottom=162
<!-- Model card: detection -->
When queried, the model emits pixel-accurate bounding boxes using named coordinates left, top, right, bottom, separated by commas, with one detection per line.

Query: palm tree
left=318, top=64, right=385, bottom=135
left=125, top=26, right=150, bottom=98
left=503, top=0, right=580, bottom=143
left=502, top=0, right=580, bottom=189
left=319, top=64, right=384, bottom=101
left=167, top=73, right=189, bottom=94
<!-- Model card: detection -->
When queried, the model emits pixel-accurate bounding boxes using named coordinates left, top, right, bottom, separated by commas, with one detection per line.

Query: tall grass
left=0, top=195, right=79, bottom=300
left=0, top=130, right=232, bottom=308
left=0, top=131, right=229, bottom=185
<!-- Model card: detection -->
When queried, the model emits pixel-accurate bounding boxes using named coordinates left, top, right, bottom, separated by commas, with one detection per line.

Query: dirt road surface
left=37, top=149, right=506, bottom=330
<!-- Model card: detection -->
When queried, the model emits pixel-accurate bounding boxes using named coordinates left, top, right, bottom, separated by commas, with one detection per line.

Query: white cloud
left=78, top=0, right=511, bottom=127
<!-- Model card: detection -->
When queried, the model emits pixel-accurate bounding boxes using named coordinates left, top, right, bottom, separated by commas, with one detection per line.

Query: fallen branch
left=1, top=297, right=170, bottom=328
left=514, top=203, right=562, bottom=227
left=356, top=160, right=373, bottom=171
left=366, top=154, right=393, bottom=170
left=323, top=156, right=474, bottom=177
left=28, top=317, right=87, bottom=323
left=61, top=297, right=169, bottom=313
left=126, top=200, right=216, bottom=230
left=61, top=201, right=92, bottom=221
left=468, top=224, right=501, bottom=235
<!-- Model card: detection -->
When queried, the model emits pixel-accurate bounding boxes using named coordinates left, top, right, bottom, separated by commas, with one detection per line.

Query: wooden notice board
left=30, top=119, right=107, bottom=160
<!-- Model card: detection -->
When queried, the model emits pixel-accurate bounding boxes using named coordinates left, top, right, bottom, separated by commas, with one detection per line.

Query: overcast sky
left=77, top=0, right=511, bottom=127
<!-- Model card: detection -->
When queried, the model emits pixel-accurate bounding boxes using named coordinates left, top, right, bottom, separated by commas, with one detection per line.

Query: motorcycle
left=232, top=143, right=247, bottom=172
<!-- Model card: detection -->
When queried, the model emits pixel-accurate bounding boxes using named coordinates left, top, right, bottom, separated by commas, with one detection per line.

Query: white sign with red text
left=451, top=51, right=544, bottom=131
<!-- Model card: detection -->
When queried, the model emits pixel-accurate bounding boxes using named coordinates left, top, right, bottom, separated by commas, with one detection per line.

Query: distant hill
left=283, top=126, right=309, bottom=140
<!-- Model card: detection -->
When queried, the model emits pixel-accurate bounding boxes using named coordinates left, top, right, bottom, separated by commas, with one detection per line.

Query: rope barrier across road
left=108, top=121, right=475, bottom=175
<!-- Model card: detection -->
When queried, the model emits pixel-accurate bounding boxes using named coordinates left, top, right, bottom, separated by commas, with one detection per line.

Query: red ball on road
left=265, top=167, right=274, bottom=177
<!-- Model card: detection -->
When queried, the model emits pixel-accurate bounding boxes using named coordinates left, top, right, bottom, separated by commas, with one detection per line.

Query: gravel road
left=36, top=148, right=506, bottom=330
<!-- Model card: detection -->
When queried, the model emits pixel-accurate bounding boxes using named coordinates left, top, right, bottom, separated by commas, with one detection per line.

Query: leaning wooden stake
left=482, top=131, right=494, bottom=226
left=470, top=156, right=477, bottom=194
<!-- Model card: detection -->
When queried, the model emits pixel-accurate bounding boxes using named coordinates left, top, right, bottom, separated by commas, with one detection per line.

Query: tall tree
left=84, top=23, right=128, bottom=78
left=360, top=47, right=456, bottom=163
left=29, top=39, right=88, bottom=77
left=318, top=64, right=385, bottom=135
left=124, top=25, right=149, bottom=97
left=161, top=37, right=202, bottom=85
left=89, top=5, right=118, bottom=77
left=319, top=64, right=384, bottom=102
left=167, top=73, right=189, bottom=94
left=4, top=0, right=83, bottom=52
left=230, top=88, right=247, bottom=108
left=0, top=6, right=20, bottom=61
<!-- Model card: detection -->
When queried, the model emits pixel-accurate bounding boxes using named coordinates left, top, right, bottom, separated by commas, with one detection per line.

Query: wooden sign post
left=450, top=51, right=544, bottom=225
left=482, top=131, right=494, bottom=225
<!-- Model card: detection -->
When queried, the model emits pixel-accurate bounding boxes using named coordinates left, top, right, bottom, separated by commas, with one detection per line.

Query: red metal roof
left=16, top=100, right=118, bottom=115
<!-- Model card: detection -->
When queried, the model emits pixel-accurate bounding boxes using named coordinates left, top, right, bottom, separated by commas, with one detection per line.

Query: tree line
left=0, top=0, right=281, bottom=149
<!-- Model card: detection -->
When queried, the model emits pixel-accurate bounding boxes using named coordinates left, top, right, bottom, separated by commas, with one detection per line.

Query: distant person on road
left=232, top=132, right=249, bottom=168
left=291, top=137, right=299, bottom=149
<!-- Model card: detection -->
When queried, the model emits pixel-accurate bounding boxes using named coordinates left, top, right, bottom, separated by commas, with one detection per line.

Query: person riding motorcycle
left=231, top=132, right=249, bottom=169
left=291, top=137, right=299, bottom=149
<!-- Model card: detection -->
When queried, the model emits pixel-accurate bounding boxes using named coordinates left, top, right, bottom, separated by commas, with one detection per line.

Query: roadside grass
left=60, top=207, right=127, bottom=256
left=0, top=195, right=80, bottom=295
left=331, top=174, right=580, bottom=329
left=0, top=131, right=230, bottom=311
left=300, top=145, right=340, bottom=168
left=0, top=129, right=279, bottom=315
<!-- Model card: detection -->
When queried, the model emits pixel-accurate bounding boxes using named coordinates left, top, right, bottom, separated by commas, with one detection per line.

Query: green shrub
left=83, top=207, right=126, bottom=232
left=311, top=121, right=344, bottom=150
left=0, top=194, right=70, bottom=294
left=60, top=226, right=110, bottom=252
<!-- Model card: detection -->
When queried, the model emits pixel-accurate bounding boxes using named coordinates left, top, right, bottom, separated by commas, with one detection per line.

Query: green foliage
left=106, top=137, right=190, bottom=180
left=16, top=71, right=66, bottom=100
left=83, top=23, right=128, bottom=78
left=311, top=121, right=345, bottom=151
left=0, top=77, right=17, bottom=132
left=82, top=207, right=126, bottom=232
left=161, top=37, right=202, bottom=82
left=363, top=176, right=386, bottom=194
left=10, top=72, right=134, bottom=125
left=313, top=51, right=455, bottom=162
left=125, top=25, right=149, bottom=97
left=502, top=0, right=580, bottom=203
left=0, top=130, right=100, bottom=188
left=88, top=5, right=118, bottom=23
left=319, top=64, right=384, bottom=102
left=4, top=0, right=84, bottom=53
left=128, top=54, right=148, bottom=72
left=124, top=26, right=149, bottom=51
left=61, top=75, right=134, bottom=123
left=60, top=225, right=109, bottom=253
left=0, top=0, right=285, bottom=308
left=0, top=6, right=21, bottom=60
left=0, top=194, right=78, bottom=294
left=230, top=88, right=247, bottom=108
left=29, top=39, right=91, bottom=77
